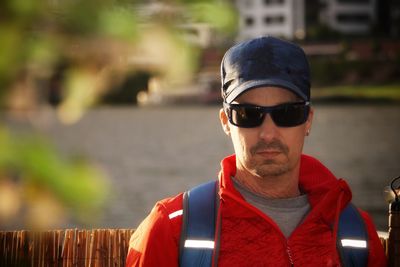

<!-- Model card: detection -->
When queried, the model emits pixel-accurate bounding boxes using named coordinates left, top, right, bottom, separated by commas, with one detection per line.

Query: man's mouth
left=256, top=150, right=282, bottom=158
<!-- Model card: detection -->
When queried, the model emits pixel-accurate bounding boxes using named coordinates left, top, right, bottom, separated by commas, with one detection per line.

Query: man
left=126, top=36, right=387, bottom=266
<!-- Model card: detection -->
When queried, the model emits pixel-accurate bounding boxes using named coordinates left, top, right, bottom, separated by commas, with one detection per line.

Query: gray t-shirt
left=232, top=177, right=311, bottom=238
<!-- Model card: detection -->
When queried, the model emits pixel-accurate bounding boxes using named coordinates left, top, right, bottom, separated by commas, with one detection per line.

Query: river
left=5, top=103, right=400, bottom=231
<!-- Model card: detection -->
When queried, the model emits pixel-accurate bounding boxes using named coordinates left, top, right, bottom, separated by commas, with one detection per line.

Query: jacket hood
left=218, top=154, right=353, bottom=224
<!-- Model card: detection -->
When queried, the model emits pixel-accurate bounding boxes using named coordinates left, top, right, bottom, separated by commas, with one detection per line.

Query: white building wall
left=320, top=0, right=376, bottom=34
left=235, top=0, right=305, bottom=41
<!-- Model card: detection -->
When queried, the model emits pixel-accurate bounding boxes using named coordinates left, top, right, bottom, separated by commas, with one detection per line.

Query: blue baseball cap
left=221, top=36, right=311, bottom=103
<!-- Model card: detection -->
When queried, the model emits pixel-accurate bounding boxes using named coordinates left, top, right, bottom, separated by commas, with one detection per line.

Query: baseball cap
left=221, top=36, right=311, bottom=103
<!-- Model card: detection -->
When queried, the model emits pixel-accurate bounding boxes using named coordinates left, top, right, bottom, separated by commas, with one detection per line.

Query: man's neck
left=234, top=167, right=301, bottom=199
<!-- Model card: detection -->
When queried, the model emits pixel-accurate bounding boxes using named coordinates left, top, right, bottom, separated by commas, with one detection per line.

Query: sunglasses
left=224, top=101, right=310, bottom=128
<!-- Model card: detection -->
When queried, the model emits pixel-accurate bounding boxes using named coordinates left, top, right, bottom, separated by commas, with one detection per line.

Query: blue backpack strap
left=179, top=181, right=218, bottom=267
left=337, top=203, right=369, bottom=267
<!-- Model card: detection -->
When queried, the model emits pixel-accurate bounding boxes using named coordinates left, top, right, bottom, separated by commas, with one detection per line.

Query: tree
left=0, top=0, right=237, bottom=229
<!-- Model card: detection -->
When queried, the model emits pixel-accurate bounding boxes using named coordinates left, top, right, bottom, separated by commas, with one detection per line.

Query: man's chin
left=254, top=161, right=291, bottom=178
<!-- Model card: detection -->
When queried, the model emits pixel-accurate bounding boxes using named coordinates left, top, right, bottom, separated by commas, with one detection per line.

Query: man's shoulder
left=127, top=193, right=184, bottom=266
left=130, top=193, right=184, bottom=247
left=153, top=192, right=184, bottom=217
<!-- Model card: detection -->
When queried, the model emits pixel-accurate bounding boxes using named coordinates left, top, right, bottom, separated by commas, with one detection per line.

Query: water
left=6, top=104, right=400, bottom=231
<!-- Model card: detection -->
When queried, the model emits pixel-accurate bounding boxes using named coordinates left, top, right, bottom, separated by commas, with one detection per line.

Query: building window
left=243, top=0, right=254, bottom=8
left=337, top=0, right=370, bottom=3
left=245, top=17, right=255, bottom=27
left=264, top=0, right=284, bottom=6
left=277, top=15, right=284, bottom=23
left=337, top=13, right=370, bottom=24
left=264, top=15, right=285, bottom=25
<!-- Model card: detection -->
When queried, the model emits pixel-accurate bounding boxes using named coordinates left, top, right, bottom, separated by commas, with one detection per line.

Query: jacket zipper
left=286, top=244, right=294, bottom=267
left=223, top=190, right=296, bottom=266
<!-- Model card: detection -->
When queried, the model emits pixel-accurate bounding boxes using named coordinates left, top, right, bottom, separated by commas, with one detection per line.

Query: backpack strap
left=337, top=203, right=369, bottom=267
left=179, top=181, right=219, bottom=267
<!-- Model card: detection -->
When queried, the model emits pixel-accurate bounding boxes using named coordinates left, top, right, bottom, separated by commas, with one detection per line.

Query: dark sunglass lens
left=231, top=106, right=264, bottom=127
left=271, top=104, right=309, bottom=127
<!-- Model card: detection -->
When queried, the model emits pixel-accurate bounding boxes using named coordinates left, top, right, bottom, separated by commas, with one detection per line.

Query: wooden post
left=389, top=200, right=400, bottom=267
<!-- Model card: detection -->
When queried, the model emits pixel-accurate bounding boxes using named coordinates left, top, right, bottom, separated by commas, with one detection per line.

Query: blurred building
left=131, top=1, right=399, bottom=105
left=319, top=0, right=376, bottom=35
left=234, top=0, right=306, bottom=41
left=136, top=0, right=399, bottom=43
left=376, top=0, right=400, bottom=37
left=233, top=0, right=399, bottom=40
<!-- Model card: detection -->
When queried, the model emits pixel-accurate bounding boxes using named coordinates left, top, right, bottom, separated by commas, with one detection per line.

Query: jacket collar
left=218, top=154, right=352, bottom=223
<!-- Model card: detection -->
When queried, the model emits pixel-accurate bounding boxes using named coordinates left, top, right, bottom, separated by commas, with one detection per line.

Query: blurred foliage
left=306, top=24, right=343, bottom=41
left=310, top=58, right=400, bottom=87
left=0, top=127, right=108, bottom=229
left=0, top=0, right=237, bottom=228
left=0, top=0, right=237, bottom=119
left=312, top=84, right=400, bottom=102
left=102, top=71, right=151, bottom=104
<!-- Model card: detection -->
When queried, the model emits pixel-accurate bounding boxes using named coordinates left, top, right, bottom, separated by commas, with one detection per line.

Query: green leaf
left=187, top=2, right=237, bottom=33
left=98, top=6, right=138, bottom=40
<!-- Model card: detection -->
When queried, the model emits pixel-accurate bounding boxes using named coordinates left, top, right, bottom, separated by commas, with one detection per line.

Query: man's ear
left=219, top=108, right=231, bottom=136
left=305, top=106, right=314, bottom=136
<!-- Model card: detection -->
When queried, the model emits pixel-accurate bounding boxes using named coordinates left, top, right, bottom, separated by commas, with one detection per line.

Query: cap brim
left=225, top=79, right=307, bottom=103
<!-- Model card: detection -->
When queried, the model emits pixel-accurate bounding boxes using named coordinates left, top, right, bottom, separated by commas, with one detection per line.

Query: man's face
left=220, top=86, right=313, bottom=179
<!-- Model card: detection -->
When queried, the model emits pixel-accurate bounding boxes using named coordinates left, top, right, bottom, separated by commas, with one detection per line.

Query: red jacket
left=127, top=154, right=387, bottom=266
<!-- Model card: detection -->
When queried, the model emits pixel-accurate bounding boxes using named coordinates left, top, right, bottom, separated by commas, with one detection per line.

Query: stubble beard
left=248, top=139, right=292, bottom=178
left=253, top=158, right=291, bottom=178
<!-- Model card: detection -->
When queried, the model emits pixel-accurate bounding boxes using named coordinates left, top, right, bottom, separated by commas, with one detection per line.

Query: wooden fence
left=0, top=229, right=134, bottom=267
left=0, top=229, right=393, bottom=266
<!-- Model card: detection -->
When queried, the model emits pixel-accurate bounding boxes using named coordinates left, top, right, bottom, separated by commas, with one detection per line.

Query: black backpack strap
left=179, top=181, right=219, bottom=267
left=337, top=203, right=369, bottom=267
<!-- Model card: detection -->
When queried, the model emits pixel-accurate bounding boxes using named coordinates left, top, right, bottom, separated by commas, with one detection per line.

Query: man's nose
left=258, top=114, right=280, bottom=141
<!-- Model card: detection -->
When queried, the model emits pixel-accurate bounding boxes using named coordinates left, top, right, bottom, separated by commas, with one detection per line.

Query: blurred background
left=0, top=0, right=399, bottom=232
